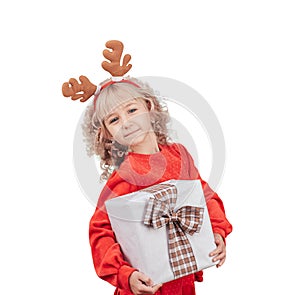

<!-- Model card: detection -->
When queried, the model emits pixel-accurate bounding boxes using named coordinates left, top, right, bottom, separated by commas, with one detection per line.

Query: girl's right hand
left=129, top=271, right=162, bottom=295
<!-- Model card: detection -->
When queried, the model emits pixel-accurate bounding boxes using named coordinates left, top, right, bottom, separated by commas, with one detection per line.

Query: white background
left=1, top=0, right=299, bottom=294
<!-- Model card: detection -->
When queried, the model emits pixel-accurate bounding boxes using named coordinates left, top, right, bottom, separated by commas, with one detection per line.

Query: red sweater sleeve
left=89, top=173, right=138, bottom=292
left=200, top=179, right=232, bottom=239
left=178, top=144, right=233, bottom=240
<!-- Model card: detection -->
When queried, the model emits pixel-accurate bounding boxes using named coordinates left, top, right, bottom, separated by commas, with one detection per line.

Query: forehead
left=96, top=83, right=148, bottom=121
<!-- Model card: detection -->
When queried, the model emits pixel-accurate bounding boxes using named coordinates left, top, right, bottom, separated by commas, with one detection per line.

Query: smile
left=124, top=129, right=141, bottom=138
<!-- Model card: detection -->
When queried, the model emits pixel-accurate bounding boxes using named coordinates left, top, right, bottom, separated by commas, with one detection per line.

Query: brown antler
left=62, top=75, right=97, bottom=102
left=101, top=40, right=132, bottom=76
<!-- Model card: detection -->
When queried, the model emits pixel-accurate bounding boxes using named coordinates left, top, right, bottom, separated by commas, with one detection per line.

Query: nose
left=119, top=114, right=132, bottom=129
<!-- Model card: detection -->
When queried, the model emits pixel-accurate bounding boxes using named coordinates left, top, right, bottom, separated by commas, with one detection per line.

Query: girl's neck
left=130, top=145, right=160, bottom=155
left=129, top=132, right=159, bottom=154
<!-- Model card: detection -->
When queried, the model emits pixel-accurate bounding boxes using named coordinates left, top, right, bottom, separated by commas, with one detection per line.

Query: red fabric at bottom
left=113, top=274, right=197, bottom=295
left=156, top=274, right=196, bottom=295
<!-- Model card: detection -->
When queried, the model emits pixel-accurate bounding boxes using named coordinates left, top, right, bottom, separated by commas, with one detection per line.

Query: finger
left=210, top=235, right=225, bottom=255
left=213, top=251, right=226, bottom=263
left=136, top=286, right=154, bottom=294
left=134, top=284, right=155, bottom=294
left=152, top=283, right=163, bottom=293
left=137, top=284, right=162, bottom=295
left=216, top=256, right=226, bottom=268
left=209, top=244, right=223, bottom=257
left=138, top=272, right=153, bottom=286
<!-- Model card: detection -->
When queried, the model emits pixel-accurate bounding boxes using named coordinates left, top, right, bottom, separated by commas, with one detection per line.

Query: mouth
left=124, top=129, right=141, bottom=138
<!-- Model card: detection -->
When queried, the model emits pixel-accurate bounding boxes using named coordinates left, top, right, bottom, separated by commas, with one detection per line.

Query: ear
left=145, top=99, right=154, bottom=111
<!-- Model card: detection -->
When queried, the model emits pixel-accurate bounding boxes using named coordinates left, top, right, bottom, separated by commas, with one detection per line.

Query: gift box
left=105, top=179, right=217, bottom=284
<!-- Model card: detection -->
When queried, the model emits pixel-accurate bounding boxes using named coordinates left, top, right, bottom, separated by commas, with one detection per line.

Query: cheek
left=102, top=124, right=112, bottom=138
left=106, top=125, right=118, bottom=139
left=108, top=125, right=126, bottom=143
left=135, top=113, right=152, bottom=129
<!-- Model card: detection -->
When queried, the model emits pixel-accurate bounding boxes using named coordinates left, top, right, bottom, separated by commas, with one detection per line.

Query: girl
left=63, top=41, right=232, bottom=295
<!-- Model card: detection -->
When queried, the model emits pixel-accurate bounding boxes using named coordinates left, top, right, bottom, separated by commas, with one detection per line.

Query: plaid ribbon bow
left=143, top=183, right=204, bottom=279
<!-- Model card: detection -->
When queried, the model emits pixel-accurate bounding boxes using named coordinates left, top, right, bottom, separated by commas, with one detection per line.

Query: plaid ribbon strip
left=142, top=183, right=204, bottom=279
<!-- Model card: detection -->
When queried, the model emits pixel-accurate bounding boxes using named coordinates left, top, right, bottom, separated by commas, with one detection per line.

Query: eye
left=109, top=116, right=119, bottom=124
left=128, top=108, right=137, bottom=114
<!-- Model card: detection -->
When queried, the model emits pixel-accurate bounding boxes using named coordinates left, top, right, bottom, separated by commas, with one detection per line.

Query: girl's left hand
left=209, top=233, right=226, bottom=268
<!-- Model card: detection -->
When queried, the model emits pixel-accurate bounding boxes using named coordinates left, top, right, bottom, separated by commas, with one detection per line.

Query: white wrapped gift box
left=105, top=179, right=217, bottom=284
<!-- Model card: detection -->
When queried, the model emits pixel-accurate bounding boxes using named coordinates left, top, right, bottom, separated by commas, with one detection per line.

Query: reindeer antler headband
left=62, top=40, right=140, bottom=107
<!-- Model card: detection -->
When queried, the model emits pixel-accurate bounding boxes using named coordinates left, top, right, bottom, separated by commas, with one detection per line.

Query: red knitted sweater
left=89, top=143, right=232, bottom=295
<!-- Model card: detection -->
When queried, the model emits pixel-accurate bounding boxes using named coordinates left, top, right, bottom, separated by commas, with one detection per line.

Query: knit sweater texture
left=89, top=143, right=232, bottom=295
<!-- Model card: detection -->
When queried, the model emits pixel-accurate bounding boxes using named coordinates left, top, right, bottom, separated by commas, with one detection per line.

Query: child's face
left=104, top=98, right=154, bottom=149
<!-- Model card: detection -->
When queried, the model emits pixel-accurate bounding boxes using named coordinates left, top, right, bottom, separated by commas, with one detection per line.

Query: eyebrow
left=124, top=102, right=137, bottom=108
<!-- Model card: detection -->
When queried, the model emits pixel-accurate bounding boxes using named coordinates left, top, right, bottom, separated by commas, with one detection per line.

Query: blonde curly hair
left=81, top=77, right=172, bottom=181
